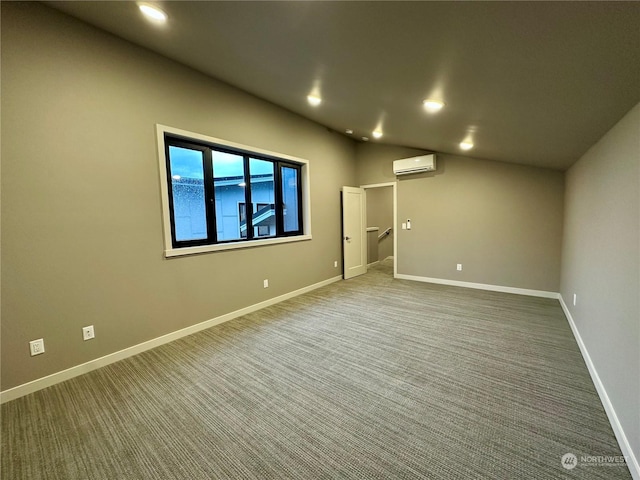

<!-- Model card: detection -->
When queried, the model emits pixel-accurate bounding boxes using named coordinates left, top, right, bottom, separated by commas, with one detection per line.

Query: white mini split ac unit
left=392, top=154, right=436, bottom=176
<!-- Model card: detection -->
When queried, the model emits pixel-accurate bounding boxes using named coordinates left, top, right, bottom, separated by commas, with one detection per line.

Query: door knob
left=344, top=236, right=351, bottom=241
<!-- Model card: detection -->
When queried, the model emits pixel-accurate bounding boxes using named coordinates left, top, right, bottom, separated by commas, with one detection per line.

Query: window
left=157, top=126, right=309, bottom=257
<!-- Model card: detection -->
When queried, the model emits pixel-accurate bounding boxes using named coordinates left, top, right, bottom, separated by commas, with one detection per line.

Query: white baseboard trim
left=558, top=296, right=639, bottom=480
left=0, top=275, right=343, bottom=404
left=367, top=261, right=380, bottom=268
left=394, top=273, right=559, bottom=299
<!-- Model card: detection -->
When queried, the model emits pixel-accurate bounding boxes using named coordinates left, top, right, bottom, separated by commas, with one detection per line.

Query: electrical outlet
left=263, top=279, right=269, bottom=288
left=457, top=264, right=463, bottom=271
left=29, top=338, right=45, bottom=356
left=334, top=261, right=338, bottom=268
left=82, top=325, right=95, bottom=341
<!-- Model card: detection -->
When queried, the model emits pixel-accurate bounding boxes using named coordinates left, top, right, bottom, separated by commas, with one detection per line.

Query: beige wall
left=1, top=3, right=355, bottom=390
left=560, top=103, right=640, bottom=461
left=355, top=143, right=565, bottom=292
left=366, top=187, right=394, bottom=262
left=366, top=230, right=378, bottom=265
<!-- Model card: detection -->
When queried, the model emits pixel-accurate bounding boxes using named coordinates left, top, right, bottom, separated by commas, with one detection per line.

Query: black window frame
left=164, top=134, right=303, bottom=249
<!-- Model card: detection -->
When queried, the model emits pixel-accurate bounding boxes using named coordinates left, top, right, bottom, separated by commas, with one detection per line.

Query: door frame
left=361, top=181, right=398, bottom=278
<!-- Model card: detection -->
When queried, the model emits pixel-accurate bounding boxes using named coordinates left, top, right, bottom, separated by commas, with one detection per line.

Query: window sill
left=165, top=234, right=312, bottom=258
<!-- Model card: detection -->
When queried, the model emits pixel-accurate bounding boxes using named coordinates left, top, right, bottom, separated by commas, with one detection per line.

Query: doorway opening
left=362, top=182, right=397, bottom=278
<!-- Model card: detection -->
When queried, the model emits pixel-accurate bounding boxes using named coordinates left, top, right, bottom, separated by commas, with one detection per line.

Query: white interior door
left=342, top=186, right=367, bottom=279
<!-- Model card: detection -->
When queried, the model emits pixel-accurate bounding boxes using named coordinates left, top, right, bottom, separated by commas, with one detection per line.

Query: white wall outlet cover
left=457, top=264, right=463, bottom=271
left=263, top=279, right=269, bottom=288
left=29, top=339, right=45, bottom=356
left=401, top=223, right=406, bottom=230
left=82, top=326, right=95, bottom=341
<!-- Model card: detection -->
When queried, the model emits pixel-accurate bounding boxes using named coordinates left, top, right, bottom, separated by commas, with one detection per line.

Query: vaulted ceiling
left=46, top=1, right=640, bottom=170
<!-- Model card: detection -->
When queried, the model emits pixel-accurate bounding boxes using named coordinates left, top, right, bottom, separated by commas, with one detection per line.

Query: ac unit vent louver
left=393, top=154, right=436, bottom=176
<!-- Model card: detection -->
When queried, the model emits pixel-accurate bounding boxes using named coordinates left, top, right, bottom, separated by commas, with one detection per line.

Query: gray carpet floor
left=1, top=259, right=632, bottom=479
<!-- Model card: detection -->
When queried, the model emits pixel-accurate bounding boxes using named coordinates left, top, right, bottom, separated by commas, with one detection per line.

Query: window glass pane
left=212, top=151, right=246, bottom=241
left=281, top=166, right=300, bottom=233
left=163, top=132, right=306, bottom=251
left=250, top=158, right=276, bottom=238
left=168, top=145, right=207, bottom=242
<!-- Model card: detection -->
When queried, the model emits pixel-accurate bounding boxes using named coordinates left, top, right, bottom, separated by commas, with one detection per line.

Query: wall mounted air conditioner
left=393, top=154, right=436, bottom=176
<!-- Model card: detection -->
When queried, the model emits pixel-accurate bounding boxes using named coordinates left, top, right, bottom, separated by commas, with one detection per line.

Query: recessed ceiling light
left=138, top=4, right=167, bottom=23
left=459, top=141, right=474, bottom=150
left=345, top=129, right=353, bottom=135
left=372, top=130, right=383, bottom=139
left=423, top=99, right=445, bottom=112
left=307, top=94, right=322, bottom=106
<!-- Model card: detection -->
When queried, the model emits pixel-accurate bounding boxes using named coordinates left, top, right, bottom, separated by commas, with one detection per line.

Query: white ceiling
left=46, top=1, right=640, bottom=170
